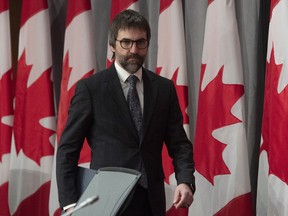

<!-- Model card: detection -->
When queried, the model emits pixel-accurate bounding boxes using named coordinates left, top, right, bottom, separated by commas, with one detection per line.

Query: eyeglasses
left=116, top=38, right=148, bottom=50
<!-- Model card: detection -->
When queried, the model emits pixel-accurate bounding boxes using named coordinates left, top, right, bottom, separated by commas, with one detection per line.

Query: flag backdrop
left=256, top=0, right=288, bottom=215
left=55, top=0, right=96, bottom=163
left=49, top=0, right=96, bottom=215
left=156, top=0, right=190, bottom=215
left=0, top=0, right=14, bottom=215
left=192, top=0, right=253, bottom=215
left=1, top=0, right=272, bottom=215
left=9, top=0, right=56, bottom=215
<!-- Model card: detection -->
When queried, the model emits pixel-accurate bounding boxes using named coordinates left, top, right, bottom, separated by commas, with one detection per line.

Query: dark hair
left=109, top=9, right=151, bottom=48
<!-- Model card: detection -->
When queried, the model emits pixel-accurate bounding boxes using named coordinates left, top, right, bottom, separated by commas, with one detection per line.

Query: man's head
left=109, top=9, right=151, bottom=74
left=109, top=9, right=151, bottom=48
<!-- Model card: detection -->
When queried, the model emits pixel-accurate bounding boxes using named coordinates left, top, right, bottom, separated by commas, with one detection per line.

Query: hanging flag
left=192, top=0, right=253, bottom=215
left=256, top=0, right=288, bottom=215
left=0, top=0, right=14, bottom=215
left=56, top=0, right=96, bottom=163
left=49, top=0, right=96, bottom=215
left=156, top=0, right=190, bottom=215
left=106, top=0, right=139, bottom=67
left=9, top=0, right=56, bottom=215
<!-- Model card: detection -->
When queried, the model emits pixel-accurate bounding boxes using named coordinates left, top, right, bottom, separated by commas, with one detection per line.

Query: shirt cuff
left=63, top=203, right=76, bottom=211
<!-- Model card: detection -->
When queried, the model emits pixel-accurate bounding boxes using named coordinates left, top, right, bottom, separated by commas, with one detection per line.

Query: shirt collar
left=114, top=61, right=142, bottom=83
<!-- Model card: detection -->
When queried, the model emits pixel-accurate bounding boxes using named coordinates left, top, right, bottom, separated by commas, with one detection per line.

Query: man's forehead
left=117, top=28, right=147, bottom=38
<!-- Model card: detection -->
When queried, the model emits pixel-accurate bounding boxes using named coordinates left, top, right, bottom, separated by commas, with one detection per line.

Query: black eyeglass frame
left=115, top=38, right=149, bottom=50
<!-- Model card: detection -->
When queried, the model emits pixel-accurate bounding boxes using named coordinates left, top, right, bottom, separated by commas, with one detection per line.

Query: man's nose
left=130, top=42, right=139, bottom=53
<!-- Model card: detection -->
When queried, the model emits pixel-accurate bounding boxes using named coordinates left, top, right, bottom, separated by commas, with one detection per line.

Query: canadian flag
left=55, top=0, right=96, bottom=163
left=0, top=0, right=14, bottom=215
left=256, top=1, right=288, bottom=215
left=192, top=0, right=253, bottom=215
left=49, top=0, right=96, bottom=215
left=106, top=0, right=139, bottom=67
left=10, top=0, right=56, bottom=215
left=156, top=0, right=190, bottom=215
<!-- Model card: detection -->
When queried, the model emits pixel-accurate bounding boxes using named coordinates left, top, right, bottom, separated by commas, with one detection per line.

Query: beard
left=117, top=53, right=146, bottom=74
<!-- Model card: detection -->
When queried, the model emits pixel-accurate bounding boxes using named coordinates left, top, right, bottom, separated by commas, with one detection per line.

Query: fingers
left=173, top=194, right=193, bottom=209
left=173, top=189, right=181, bottom=208
left=173, top=184, right=194, bottom=209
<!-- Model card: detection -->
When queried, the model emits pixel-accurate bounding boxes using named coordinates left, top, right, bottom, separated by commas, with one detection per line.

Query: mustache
left=125, top=54, right=143, bottom=61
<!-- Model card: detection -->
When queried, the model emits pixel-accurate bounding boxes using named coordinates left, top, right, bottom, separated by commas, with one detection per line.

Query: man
left=56, top=9, right=195, bottom=216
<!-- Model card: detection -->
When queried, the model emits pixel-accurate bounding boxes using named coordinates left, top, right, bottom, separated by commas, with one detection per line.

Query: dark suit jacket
left=56, top=64, right=195, bottom=216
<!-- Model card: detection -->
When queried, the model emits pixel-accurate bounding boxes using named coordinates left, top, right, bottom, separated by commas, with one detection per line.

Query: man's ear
left=110, top=45, right=115, bottom=52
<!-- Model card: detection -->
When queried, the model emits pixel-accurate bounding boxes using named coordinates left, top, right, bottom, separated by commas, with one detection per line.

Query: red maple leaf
left=261, top=48, right=288, bottom=185
left=57, top=52, right=93, bottom=164
left=0, top=69, right=14, bottom=162
left=14, top=50, right=55, bottom=165
left=194, top=64, right=244, bottom=185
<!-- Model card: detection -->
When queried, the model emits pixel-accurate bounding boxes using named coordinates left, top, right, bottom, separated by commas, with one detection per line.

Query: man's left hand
left=173, top=183, right=194, bottom=209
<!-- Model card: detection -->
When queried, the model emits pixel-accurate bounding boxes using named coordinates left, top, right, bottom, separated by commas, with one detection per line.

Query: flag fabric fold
left=0, top=0, right=14, bottom=215
left=256, top=1, right=288, bottom=215
left=1, top=2, right=276, bottom=216
left=49, top=0, right=96, bottom=215
left=192, top=0, right=253, bottom=215
left=9, top=0, right=56, bottom=215
left=156, top=0, right=190, bottom=215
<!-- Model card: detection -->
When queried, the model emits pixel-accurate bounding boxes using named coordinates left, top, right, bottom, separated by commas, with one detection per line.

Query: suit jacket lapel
left=105, top=65, right=139, bottom=140
left=104, top=65, right=158, bottom=143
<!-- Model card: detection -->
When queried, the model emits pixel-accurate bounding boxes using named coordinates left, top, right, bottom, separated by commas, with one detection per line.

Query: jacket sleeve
left=56, top=80, right=93, bottom=208
left=164, top=80, right=196, bottom=191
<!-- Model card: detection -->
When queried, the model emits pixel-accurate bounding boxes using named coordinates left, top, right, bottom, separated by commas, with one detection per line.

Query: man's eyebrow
left=120, top=37, right=146, bottom=40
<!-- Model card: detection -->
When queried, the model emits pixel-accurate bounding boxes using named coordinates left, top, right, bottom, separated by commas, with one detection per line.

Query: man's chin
left=125, top=63, right=142, bottom=73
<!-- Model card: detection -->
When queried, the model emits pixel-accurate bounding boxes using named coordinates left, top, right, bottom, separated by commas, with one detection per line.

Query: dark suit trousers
left=120, top=184, right=153, bottom=216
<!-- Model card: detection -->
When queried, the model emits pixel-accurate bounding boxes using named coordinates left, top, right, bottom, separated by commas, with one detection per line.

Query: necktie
left=127, top=75, right=142, bottom=138
left=127, top=75, right=147, bottom=188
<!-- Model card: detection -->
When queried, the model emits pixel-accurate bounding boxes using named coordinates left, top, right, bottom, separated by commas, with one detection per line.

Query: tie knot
left=127, top=75, right=138, bottom=87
